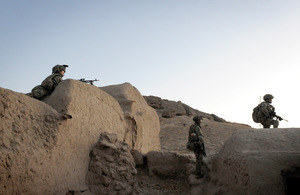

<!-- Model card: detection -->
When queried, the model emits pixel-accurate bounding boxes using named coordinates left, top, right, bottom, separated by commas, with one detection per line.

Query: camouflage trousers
left=193, top=147, right=204, bottom=177
left=260, top=118, right=279, bottom=128
left=31, top=85, right=51, bottom=100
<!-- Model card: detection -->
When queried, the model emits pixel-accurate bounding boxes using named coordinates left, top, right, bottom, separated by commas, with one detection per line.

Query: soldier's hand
left=270, top=111, right=276, bottom=116
left=203, top=151, right=207, bottom=156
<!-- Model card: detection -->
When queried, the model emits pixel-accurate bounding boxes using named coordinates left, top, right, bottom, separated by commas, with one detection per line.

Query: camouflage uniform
left=31, top=65, right=68, bottom=99
left=258, top=94, right=279, bottom=128
left=188, top=116, right=206, bottom=178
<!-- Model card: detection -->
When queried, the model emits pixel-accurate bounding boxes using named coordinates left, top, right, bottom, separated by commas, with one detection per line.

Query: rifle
left=78, top=78, right=99, bottom=85
left=275, top=115, right=288, bottom=122
left=271, top=112, right=288, bottom=122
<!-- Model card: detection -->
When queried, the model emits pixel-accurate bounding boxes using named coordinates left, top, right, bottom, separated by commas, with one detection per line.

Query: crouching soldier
left=187, top=115, right=207, bottom=178
left=30, top=65, right=68, bottom=99
left=256, top=94, right=282, bottom=128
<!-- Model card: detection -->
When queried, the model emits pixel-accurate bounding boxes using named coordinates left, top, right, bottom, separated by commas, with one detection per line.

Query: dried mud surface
left=135, top=115, right=251, bottom=195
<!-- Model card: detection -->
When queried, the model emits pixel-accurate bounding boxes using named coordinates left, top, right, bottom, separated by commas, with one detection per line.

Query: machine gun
left=78, top=78, right=99, bottom=85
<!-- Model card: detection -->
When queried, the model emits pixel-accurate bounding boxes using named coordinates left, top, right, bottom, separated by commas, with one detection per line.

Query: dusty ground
left=135, top=166, right=191, bottom=195
left=135, top=115, right=252, bottom=195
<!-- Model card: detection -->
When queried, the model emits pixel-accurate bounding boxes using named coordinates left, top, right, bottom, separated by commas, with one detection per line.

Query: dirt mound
left=0, top=80, right=161, bottom=194
left=144, top=95, right=226, bottom=122
left=0, top=87, right=67, bottom=195
left=86, top=132, right=138, bottom=195
left=210, top=128, right=300, bottom=195
left=102, top=83, right=160, bottom=154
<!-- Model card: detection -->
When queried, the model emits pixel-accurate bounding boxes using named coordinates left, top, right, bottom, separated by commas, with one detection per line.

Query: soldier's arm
left=260, top=103, right=270, bottom=117
left=270, top=105, right=276, bottom=116
left=52, top=75, right=63, bottom=90
left=195, top=126, right=205, bottom=144
left=41, top=75, right=54, bottom=90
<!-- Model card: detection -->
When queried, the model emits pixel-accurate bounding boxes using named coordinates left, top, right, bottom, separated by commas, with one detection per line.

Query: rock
left=210, top=114, right=226, bottom=123
left=161, top=108, right=177, bottom=118
left=161, top=100, right=186, bottom=117
left=131, top=149, right=144, bottom=166
left=146, top=151, right=195, bottom=179
left=144, top=96, right=186, bottom=118
left=144, top=95, right=223, bottom=122
left=1, top=87, right=66, bottom=195
left=142, top=95, right=163, bottom=109
left=86, top=132, right=139, bottom=195
left=101, top=83, right=161, bottom=154
left=212, top=128, right=300, bottom=195
left=181, top=103, right=213, bottom=120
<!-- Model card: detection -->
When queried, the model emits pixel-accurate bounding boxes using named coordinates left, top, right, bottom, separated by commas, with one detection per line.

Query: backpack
left=252, top=104, right=261, bottom=123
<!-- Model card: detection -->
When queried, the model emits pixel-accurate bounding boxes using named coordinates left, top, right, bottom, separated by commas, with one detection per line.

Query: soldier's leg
left=261, top=119, right=274, bottom=128
left=194, top=151, right=204, bottom=178
left=31, top=85, right=47, bottom=99
left=261, top=123, right=270, bottom=128
left=272, top=120, right=279, bottom=128
left=263, top=119, right=278, bottom=128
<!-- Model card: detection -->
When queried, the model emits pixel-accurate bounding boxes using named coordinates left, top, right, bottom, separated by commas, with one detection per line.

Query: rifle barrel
left=78, top=78, right=99, bottom=85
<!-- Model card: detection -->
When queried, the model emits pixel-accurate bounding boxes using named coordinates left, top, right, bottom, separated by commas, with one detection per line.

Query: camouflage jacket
left=41, top=73, right=63, bottom=92
left=259, top=101, right=275, bottom=120
left=188, top=123, right=204, bottom=144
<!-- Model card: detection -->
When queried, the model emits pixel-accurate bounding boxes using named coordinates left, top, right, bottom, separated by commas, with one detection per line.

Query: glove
left=270, top=111, right=276, bottom=116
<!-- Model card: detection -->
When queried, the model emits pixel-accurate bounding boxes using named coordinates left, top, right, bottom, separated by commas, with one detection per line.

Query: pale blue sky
left=1, top=0, right=299, bottom=128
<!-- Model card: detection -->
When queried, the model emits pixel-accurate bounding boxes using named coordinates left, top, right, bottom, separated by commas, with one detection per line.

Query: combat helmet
left=263, top=94, right=274, bottom=101
left=193, top=115, right=203, bottom=122
left=52, top=64, right=68, bottom=74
